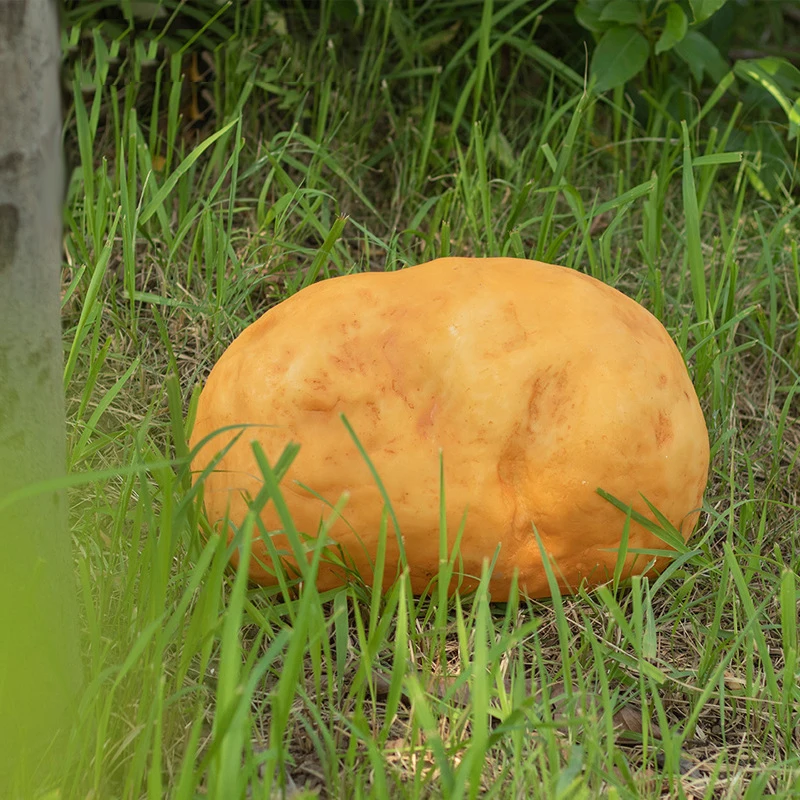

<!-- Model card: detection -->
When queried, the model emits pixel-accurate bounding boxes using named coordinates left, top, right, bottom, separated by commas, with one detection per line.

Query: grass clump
left=44, top=1, right=800, bottom=797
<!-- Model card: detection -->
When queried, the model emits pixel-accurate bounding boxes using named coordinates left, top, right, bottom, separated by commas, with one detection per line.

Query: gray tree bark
left=0, top=0, right=82, bottom=785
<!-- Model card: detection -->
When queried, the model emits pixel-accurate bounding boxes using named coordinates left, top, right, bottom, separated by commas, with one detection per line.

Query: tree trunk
left=0, top=0, right=82, bottom=785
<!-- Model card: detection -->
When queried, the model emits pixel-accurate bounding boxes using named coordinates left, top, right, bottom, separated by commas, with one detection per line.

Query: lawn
left=46, top=1, right=800, bottom=797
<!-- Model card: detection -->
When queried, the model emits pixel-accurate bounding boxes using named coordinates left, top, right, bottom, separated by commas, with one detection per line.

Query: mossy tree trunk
left=0, top=0, right=82, bottom=785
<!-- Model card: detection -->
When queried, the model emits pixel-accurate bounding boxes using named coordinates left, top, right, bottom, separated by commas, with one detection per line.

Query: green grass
left=45, top=2, right=800, bottom=797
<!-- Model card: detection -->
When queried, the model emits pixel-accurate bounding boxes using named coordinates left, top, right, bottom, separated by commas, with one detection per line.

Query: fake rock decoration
left=190, top=258, right=710, bottom=600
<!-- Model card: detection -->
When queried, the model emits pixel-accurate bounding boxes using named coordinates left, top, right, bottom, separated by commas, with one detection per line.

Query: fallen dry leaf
left=723, top=671, right=747, bottom=691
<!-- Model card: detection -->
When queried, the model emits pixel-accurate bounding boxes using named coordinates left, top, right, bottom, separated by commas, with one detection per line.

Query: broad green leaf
left=688, top=0, right=728, bottom=23
left=590, top=26, right=650, bottom=92
left=575, top=2, right=613, bottom=33
left=674, top=30, right=728, bottom=84
left=735, top=56, right=800, bottom=91
left=655, top=3, right=687, bottom=55
left=734, top=57, right=800, bottom=140
left=773, top=57, right=800, bottom=86
left=599, top=0, right=641, bottom=24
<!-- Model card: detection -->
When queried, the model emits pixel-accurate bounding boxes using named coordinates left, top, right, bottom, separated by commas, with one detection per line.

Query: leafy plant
left=576, top=0, right=730, bottom=91
left=575, top=1, right=800, bottom=199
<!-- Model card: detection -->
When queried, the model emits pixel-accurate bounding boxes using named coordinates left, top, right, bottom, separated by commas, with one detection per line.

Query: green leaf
left=681, top=121, right=708, bottom=320
left=575, top=2, right=613, bottom=33
left=741, top=125, right=794, bottom=199
left=590, top=26, right=650, bottom=92
left=692, top=152, right=743, bottom=166
left=599, top=0, right=641, bottom=24
left=674, top=30, right=728, bottom=84
left=688, top=0, right=728, bottom=23
left=655, top=3, right=687, bottom=55
left=734, top=57, right=800, bottom=140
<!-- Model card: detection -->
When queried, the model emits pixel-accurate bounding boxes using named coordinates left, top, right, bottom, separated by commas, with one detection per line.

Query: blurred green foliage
left=575, top=0, right=799, bottom=198
left=576, top=0, right=729, bottom=91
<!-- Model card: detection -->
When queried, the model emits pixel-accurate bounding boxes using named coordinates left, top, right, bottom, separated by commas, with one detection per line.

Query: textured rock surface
left=191, top=257, right=710, bottom=599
